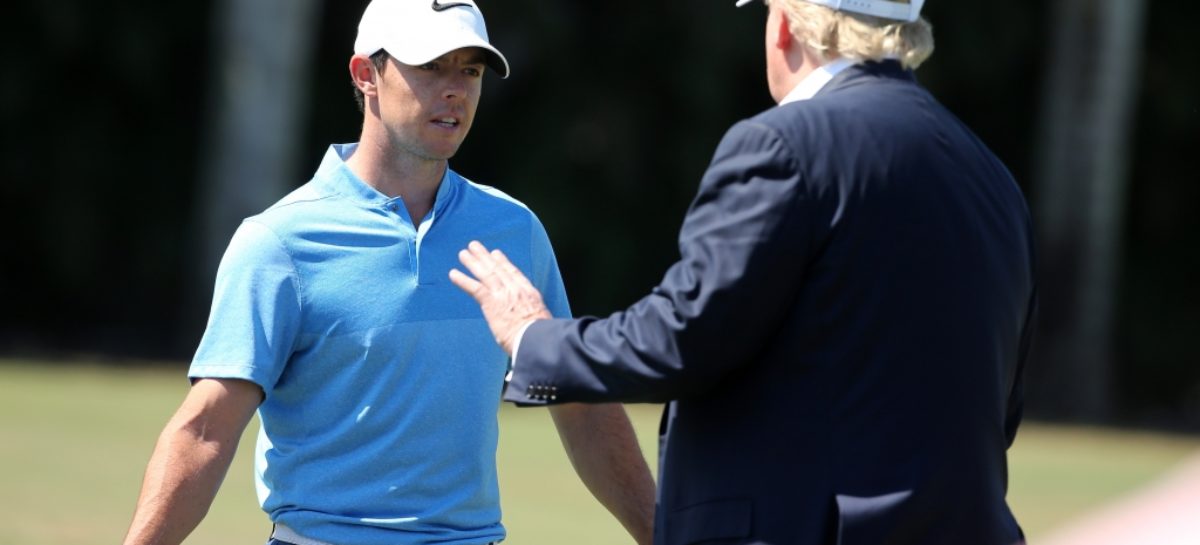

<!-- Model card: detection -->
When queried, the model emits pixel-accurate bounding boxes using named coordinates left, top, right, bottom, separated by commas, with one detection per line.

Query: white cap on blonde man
left=734, top=0, right=926, bottom=22
left=354, top=0, right=510, bottom=78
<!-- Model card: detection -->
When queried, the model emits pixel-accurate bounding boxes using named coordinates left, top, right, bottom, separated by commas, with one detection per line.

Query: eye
left=464, top=67, right=482, bottom=77
left=419, top=61, right=439, bottom=71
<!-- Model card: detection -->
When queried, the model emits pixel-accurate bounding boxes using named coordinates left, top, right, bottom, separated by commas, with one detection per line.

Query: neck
left=346, top=130, right=445, bottom=224
left=770, top=43, right=831, bottom=103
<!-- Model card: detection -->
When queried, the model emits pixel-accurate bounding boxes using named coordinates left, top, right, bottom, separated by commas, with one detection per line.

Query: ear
left=775, top=12, right=793, bottom=51
left=349, top=55, right=379, bottom=98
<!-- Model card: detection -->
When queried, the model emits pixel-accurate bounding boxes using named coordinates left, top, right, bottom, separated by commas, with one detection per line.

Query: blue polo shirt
left=189, top=143, right=570, bottom=545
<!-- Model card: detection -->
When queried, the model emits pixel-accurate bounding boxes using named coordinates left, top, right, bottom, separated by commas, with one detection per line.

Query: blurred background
left=2, top=0, right=1195, bottom=427
left=0, top=0, right=1197, bottom=542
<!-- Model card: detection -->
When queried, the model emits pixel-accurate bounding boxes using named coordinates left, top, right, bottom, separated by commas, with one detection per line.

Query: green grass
left=1, top=360, right=1197, bottom=544
left=1006, top=423, right=1200, bottom=534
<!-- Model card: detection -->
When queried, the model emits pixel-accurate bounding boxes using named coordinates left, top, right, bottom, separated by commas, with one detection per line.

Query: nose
left=441, top=72, right=474, bottom=101
left=443, top=78, right=465, bottom=101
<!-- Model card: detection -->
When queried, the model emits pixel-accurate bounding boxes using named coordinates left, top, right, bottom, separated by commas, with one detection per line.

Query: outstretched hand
left=449, top=241, right=552, bottom=355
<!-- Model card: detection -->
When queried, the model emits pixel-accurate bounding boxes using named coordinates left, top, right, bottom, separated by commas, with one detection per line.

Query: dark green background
left=1, top=1, right=1196, bottom=426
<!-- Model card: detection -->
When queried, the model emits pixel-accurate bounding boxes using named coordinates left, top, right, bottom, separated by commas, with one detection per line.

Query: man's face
left=374, top=47, right=486, bottom=161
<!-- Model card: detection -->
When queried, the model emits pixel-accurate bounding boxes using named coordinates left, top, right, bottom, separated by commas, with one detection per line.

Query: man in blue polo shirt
left=121, top=2, right=656, bottom=545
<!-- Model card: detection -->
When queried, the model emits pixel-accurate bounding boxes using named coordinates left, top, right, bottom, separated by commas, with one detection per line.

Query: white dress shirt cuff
left=506, top=319, right=539, bottom=382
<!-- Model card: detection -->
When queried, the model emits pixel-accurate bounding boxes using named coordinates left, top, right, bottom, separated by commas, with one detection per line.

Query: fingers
left=456, top=241, right=497, bottom=289
left=448, top=268, right=484, bottom=299
left=458, top=242, right=525, bottom=284
left=492, top=248, right=537, bottom=290
left=451, top=242, right=551, bottom=355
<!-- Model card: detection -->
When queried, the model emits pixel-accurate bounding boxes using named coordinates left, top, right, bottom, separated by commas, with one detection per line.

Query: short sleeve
left=529, top=215, right=572, bottom=319
left=189, top=220, right=302, bottom=392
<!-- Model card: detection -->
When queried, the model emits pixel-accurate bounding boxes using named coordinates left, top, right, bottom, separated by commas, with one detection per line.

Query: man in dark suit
left=450, top=0, right=1035, bottom=543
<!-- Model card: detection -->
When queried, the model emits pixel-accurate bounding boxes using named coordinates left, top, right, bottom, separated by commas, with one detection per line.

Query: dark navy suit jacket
left=504, top=61, right=1036, bottom=545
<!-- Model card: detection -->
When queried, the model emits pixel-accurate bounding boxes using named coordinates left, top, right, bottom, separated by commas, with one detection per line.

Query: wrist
left=507, top=318, right=541, bottom=361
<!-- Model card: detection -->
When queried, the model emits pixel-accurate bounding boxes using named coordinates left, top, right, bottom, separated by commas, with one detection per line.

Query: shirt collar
left=778, top=58, right=858, bottom=106
left=315, top=143, right=459, bottom=215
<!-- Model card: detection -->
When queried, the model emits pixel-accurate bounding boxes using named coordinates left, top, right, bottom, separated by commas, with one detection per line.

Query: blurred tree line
left=0, top=1, right=1196, bottom=428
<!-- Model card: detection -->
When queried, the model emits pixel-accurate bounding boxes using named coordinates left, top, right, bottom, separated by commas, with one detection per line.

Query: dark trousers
left=268, top=540, right=496, bottom=545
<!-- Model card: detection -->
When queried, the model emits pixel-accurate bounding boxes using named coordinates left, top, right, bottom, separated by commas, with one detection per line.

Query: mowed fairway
left=2, top=361, right=1197, bottom=544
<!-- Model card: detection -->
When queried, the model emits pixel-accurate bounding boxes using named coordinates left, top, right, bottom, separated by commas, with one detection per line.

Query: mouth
left=431, top=116, right=460, bottom=129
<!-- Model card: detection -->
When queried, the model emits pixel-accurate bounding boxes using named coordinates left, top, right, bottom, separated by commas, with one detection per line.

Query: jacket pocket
left=834, top=490, right=913, bottom=545
left=665, top=498, right=753, bottom=545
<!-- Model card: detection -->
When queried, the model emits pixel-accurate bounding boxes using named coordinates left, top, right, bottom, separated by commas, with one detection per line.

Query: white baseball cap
left=735, top=0, right=926, bottom=23
left=354, top=0, right=510, bottom=79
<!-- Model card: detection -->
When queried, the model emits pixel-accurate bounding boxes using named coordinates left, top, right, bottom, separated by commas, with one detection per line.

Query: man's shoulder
left=745, top=94, right=851, bottom=133
left=445, top=172, right=561, bottom=255
left=713, top=106, right=817, bottom=159
left=248, top=181, right=338, bottom=233
left=737, top=79, right=930, bottom=151
left=730, top=100, right=834, bottom=149
left=453, top=172, right=536, bottom=218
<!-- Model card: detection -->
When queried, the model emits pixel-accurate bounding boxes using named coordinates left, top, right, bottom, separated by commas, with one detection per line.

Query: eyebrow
left=432, top=49, right=487, bottom=66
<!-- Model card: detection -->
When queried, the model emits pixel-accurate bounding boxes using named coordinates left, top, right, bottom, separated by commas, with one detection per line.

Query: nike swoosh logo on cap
left=432, top=0, right=472, bottom=11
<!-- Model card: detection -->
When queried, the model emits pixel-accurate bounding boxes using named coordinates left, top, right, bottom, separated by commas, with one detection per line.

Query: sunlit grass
left=1007, top=423, right=1199, bottom=534
left=1, top=360, right=1196, bottom=544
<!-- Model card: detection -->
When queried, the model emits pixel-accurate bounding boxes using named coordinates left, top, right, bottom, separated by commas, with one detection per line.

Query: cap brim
left=481, top=46, right=510, bottom=79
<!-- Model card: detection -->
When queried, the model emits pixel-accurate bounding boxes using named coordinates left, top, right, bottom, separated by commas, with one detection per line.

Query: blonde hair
left=765, top=0, right=935, bottom=69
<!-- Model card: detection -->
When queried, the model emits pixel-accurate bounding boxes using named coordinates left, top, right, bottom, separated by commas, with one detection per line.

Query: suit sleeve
left=1005, top=211, right=1039, bottom=446
left=505, top=120, right=820, bottom=405
left=1005, top=287, right=1037, bottom=447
